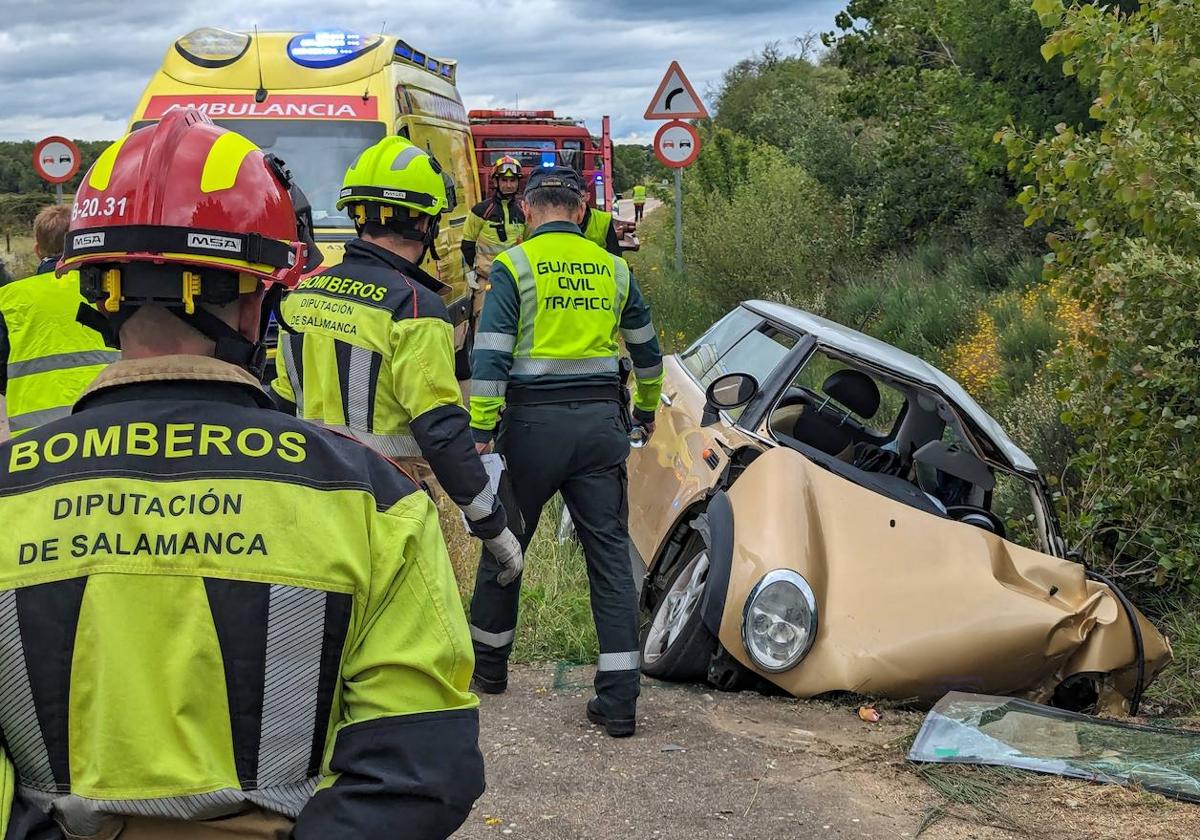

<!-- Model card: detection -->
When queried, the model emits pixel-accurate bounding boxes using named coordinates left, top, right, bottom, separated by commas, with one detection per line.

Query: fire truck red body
left=469, top=109, right=614, bottom=210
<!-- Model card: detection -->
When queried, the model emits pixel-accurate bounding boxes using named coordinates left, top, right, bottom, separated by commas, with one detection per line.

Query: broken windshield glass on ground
left=908, top=692, right=1200, bottom=803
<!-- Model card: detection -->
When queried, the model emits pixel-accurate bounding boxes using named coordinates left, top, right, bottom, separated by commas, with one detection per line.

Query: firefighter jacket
left=0, top=257, right=118, bottom=437
left=582, top=208, right=621, bottom=256
left=271, top=239, right=507, bottom=540
left=469, top=221, right=664, bottom=442
left=0, top=355, right=484, bottom=840
left=461, top=196, right=526, bottom=280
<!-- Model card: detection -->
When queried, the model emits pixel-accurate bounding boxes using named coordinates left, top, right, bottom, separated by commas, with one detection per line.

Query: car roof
left=744, top=300, right=1038, bottom=474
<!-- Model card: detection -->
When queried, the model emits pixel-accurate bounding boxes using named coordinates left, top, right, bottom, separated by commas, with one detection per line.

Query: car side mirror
left=703, top=373, right=759, bottom=426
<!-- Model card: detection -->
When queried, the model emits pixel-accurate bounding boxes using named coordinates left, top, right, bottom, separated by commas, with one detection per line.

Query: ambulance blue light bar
left=287, top=30, right=378, bottom=68
left=394, top=39, right=457, bottom=83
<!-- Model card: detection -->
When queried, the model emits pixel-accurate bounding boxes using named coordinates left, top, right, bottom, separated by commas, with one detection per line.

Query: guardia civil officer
left=0, top=204, right=119, bottom=437
left=0, top=111, right=484, bottom=840
left=468, top=166, right=663, bottom=737
left=270, top=136, right=523, bottom=585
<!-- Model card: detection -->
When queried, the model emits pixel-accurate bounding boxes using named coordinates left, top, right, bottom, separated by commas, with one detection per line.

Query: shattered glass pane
left=908, top=692, right=1200, bottom=803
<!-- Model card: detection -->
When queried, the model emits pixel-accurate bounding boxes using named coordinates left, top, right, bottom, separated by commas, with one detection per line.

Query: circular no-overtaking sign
left=32, top=136, right=81, bottom=184
left=653, top=120, right=701, bottom=169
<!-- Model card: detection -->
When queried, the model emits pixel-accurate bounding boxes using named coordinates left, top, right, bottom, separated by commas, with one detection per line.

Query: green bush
left=682, top=145, right=853, bottom=314
left=1004, top=0, right=1200, bottom=588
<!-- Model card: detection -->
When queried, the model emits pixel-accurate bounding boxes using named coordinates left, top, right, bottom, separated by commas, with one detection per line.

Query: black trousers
left=633, top=202, right=644, bottom=222
left=469, top=399, right=641, bottom=717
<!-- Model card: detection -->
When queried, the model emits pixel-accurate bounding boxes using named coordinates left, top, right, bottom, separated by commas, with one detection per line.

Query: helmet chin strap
left=168, top=306, right=267, bottom=379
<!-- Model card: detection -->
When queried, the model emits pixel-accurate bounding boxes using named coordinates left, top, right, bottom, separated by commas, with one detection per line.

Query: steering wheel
left=946, top=505, right=1007, bottom=539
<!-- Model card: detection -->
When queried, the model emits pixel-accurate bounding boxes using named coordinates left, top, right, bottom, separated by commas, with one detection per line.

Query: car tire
left=641, top=534, right=717, bottom=682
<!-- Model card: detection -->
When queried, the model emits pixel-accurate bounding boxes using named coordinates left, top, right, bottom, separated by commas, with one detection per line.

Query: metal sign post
left=673, top=169, right=683, bottom=273
left=645, top=62, right=708, bottom=276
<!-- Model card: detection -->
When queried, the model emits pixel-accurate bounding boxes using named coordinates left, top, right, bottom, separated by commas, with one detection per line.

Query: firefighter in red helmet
left=0, top=109, right=484, bottom=840
left=460, top=155, right=527, bottom=338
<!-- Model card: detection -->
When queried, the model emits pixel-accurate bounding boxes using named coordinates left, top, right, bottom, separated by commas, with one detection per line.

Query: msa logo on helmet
left=73, top=232, right=105, bottom=249
left=187, top=233, right=242, bottom=253
left=382, top=189, right=410, bottom=200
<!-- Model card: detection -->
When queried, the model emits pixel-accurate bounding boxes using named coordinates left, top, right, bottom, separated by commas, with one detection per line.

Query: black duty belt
left=506, top=384, right=621, bottom=406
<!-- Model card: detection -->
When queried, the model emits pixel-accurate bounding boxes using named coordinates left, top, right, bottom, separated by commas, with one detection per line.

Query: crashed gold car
left=629, top=301, right=1170, bottom=715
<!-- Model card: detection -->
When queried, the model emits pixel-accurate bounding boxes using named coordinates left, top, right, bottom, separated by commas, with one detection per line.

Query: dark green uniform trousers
left=469, top=399, right=641, bottom=717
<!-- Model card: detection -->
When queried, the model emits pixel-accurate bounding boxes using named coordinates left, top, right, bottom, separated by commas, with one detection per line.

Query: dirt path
left=456, top=664, right=1200, bottom=839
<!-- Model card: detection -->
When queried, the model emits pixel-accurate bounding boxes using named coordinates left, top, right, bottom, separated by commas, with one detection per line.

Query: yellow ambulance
left=128, top=27, right=480, bottom=343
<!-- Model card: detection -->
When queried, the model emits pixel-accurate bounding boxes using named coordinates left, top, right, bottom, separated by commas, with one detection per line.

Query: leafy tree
left=1001, top=0, right=1200, bottom=586
left=824, top=0, right=1133, bottom=239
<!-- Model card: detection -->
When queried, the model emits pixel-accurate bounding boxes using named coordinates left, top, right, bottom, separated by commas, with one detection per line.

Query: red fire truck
left=469, top=109, right=615, bottom=210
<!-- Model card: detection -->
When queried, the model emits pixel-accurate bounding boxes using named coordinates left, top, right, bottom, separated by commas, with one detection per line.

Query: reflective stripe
left=474, top=332, right=516, bottom=353
left=614, top=258, right=631, bottom=313
left=345, top=345, right=374, bottom=431
left=461, top=483, right=496, bottom=522
left=597, top=650, right=640, bottom=672
left=506, top=248, right=538, bottom=357
left=7, top=350, right=119, bottom=379
left=634, top=362, right=664, bottom=380
left=8, top=405, right=71, bottom=434
left=470, top=379, right=507, bottom=398
left=312, top=422, right=423, bottom=459
left=201, top=131, right=259, bottom=194
left=389, top=145, right=426, bottom=171
left=0, top=591, right=55, bottom=787
left=258, top=585, right=327, bottom=787
left=620, top=323, right=657, bottom=345
left=22, top=777, right=321, bottom=828
left=281, top=336, right=304, bottom=414
left=510, top=356, right=619, bottom=376
left=470, top=624, right=515, bottom=649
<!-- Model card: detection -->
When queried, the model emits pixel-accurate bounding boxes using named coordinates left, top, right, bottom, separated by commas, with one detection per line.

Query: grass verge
left=436, top=492, right=598, bottom=666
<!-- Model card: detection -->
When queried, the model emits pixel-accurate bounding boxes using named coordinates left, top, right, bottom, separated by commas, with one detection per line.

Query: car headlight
left=741, top=570, right=817, bottom=672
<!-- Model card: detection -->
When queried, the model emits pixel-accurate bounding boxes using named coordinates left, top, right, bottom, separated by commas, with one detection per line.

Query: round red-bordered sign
left=32, top=136, right=81, bottom=184
left=653, top=120, right=701, bottom=169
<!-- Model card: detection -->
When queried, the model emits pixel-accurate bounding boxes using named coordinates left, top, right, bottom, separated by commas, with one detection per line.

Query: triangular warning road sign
left=644, top=60, right=708, bottom=120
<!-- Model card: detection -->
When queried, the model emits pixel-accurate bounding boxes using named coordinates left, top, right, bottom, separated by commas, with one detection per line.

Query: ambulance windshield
left=217, top=120, right=387, bottom=229
left=134, top=119, right=387, bottom=229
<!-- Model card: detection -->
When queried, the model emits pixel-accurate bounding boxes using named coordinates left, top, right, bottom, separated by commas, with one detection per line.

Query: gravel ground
left=456, top=664, right=1200, bottom=840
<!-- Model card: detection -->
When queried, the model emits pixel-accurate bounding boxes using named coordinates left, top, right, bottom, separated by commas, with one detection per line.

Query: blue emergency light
left=287, top=30, right=376, bottom=68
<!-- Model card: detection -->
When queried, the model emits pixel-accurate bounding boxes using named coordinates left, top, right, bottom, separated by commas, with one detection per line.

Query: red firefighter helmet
left=57, top=109, right=319, bottom=373
left=491, top=155, right=522, bottom=182
left=59, top=109, right=314, bottom=301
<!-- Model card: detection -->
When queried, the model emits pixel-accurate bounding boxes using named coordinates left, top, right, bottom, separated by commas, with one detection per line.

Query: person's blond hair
left=33, top=204, right=72, bottom=259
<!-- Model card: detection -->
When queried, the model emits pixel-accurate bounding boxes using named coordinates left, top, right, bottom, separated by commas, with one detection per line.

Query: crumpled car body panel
left=710, top=447, right=1170, bottom=713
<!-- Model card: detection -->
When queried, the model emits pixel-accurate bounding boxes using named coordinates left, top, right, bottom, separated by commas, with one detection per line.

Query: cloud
left=0, top=0, right=844, bottom=143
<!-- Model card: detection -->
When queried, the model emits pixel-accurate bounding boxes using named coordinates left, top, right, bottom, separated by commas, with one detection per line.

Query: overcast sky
left=0, top=0, right=845, bottom=144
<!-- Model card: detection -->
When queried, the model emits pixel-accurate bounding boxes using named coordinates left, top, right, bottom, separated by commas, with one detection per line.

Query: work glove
left=466, top=268, right=480, bottom=290
left=485, top=527, right=524, bottom=587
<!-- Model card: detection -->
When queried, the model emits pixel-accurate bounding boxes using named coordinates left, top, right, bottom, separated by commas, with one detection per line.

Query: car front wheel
left=641, top=535, right=717, bottom=681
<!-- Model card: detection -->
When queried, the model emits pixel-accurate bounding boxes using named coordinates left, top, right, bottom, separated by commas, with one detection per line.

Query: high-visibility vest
left=632, top=185, right=646, bottom=203
left=582, top=209, right=614, bottom=250
left=494, top=231, right=630, bottom=376
left=0, top=268, right=118, bottom=436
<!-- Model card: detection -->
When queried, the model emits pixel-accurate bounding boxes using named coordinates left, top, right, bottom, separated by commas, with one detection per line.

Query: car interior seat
left=778, top=369, right=882, bottom=455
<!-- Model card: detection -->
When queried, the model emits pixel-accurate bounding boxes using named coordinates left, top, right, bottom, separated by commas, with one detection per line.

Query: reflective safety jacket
left=581, top=209, right=621, bottom=256
left=271, top=239, right=506, bottom=540
left=461, top=196, right=526, bottom=280
left=0, top=356, right=484, bottom=840
left=469, top=221, right=663, bottom=441
left=632, top=185, right=646, bottom=204
left=0, top=258, right=118, bottom=437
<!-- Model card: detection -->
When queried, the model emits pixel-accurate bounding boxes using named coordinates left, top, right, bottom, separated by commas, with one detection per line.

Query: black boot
left=471, top=672, right=508, bottom=695
left=587, top=697, right=636, bottom=738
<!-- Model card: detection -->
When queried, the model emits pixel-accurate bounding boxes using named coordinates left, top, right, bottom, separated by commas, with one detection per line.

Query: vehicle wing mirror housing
left=703, top=373, right=759, bottom=426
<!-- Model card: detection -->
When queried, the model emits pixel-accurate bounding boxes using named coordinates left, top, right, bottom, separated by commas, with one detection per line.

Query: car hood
left=714, top=447, right=1170, bottom=712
